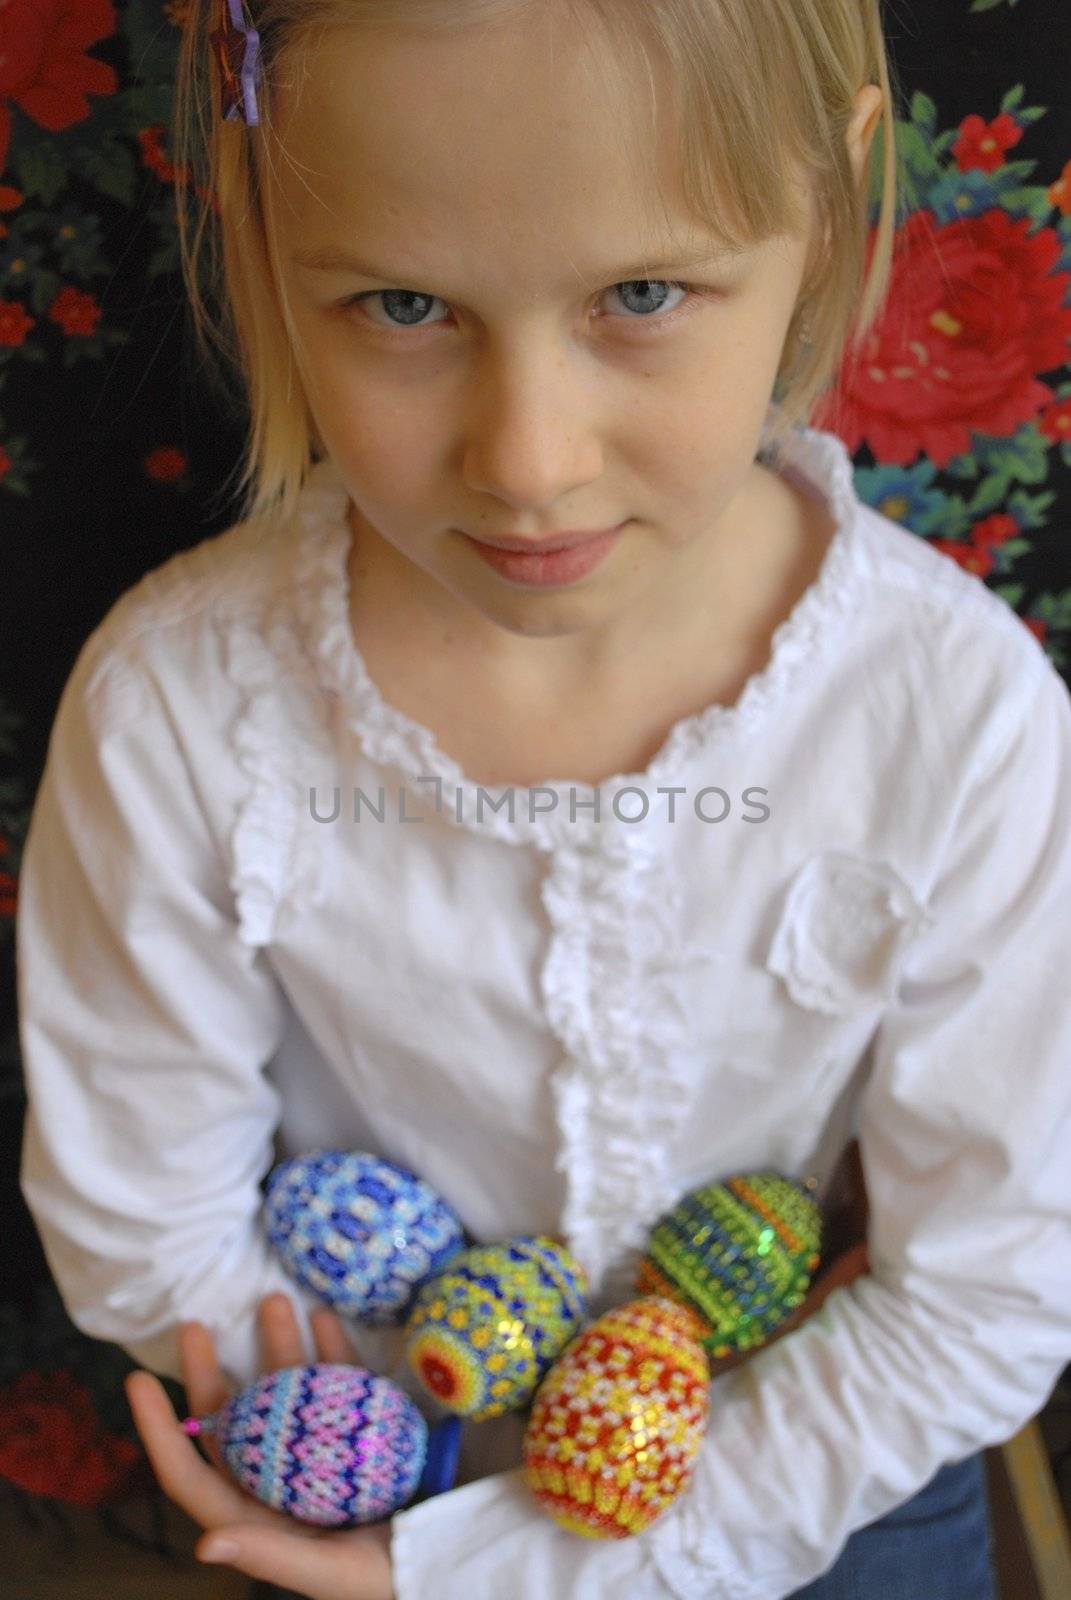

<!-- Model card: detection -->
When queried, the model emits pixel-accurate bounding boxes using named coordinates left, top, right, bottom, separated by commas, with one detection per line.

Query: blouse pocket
left=764, top=849, right=936, bottom=1017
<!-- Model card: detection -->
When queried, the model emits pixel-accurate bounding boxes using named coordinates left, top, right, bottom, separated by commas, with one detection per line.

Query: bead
left=523, top=1297, right=710, bottom=1539
left=263, top=1150, right=466, bottom=1322
left=405, top=1237, right=587, bottom=1419
left=637, top=1171, right=823, bottom=1356
left=184, top=1363, right=427, bottom=1527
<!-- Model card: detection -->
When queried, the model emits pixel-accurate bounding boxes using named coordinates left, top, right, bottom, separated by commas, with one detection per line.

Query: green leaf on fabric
left=895, top=123, right=946, bottom=186
left=1006, top=490, right=1058, bottom=532
left=972, top=426, right=1051, bottom=486
left=121, top=83, right=178, bottom=131
left=72, top=140, right=140, bottom=209
left=967, top=475, right=1013, bottom=517
left=10, top=144, right=69, bottom=207
left=910, top=92, right=938, bottom=140
left=27, top=273, right=63, bottom=317
left=999, top=189, right=1060, bottom=226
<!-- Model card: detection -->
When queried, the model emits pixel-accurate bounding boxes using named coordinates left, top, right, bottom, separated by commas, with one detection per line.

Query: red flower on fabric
left=0, top=1370, right=146, bottom=1506
left=48, top=284, right=101, bottom=335
left=0, top=831, right=15, bottom=914
left=137, top=122, right=216, bottom=209
left=1038, top=394, right=1071, bottom=444
left=815, top=208, right=1071, bottom=467
left=145, top=445, right=188, bottom=481
left=928, top=539, right=996, bottom=578
left=0, top=0, right=119, bottom=175
left=928, top=510, right=1024, bottom=579
left=968, top=512, right=1019, bottom=551
left=0, top=298, right=34, bottom=344
left=953, top=112, right=1024, bottom=174
left=137, top=123, right=187, bottom=184
left=0, top=183, right=19, bottom=237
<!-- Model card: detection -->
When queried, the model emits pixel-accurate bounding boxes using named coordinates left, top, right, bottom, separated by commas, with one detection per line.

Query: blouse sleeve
left=17, top=630, right=325, bottom=1392
left=389, top=654, right=1071, bottom=1600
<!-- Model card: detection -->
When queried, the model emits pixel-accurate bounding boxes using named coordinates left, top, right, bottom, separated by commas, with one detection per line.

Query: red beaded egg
left=522, top=1296, right=710, bottom=1538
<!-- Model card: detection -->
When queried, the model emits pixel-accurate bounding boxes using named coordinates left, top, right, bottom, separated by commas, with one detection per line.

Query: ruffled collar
left=287, top=410, right=864, bottom=853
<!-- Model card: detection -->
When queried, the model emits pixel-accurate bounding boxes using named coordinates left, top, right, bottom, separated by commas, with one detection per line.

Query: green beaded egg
left=636, top=1171, right=822, bottom=1359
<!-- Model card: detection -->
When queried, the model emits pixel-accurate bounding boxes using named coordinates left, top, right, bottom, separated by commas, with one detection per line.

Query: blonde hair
left=175, top=0, right=906, bottom=531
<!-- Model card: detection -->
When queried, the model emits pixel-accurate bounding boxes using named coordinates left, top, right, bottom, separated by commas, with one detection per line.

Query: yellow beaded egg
left=405, top=1236, right=588, bottom=1421
left=522, top=1296, right=711, bottom=1538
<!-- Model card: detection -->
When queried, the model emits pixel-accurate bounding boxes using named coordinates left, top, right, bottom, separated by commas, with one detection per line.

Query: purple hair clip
left=209, top=0, right=261, bottom=126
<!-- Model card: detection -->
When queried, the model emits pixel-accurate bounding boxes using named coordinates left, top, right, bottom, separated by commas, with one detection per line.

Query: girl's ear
left=847, top=84, right=885, bottom=191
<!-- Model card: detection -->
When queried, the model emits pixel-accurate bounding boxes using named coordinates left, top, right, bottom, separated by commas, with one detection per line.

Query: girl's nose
left=459, top=344, right=605, bottom=511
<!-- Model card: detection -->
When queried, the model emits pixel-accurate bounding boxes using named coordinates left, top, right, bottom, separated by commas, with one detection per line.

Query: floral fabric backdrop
left=1, top=0, right=1069, bottom=1585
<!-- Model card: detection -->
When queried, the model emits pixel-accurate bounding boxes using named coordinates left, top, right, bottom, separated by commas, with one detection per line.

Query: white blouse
left=17, top=419, right=1071, bottom=1599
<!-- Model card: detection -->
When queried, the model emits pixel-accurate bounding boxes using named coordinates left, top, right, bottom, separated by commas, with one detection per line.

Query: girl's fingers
left=175, top=1300, right=364, bottom=1479
left=259, top=1292, right=365, bottom=1369
left=180, top=1322, right=230, bottom=1417
left=195, top=1519, right=394, bottom=1600
left=125, top=1369, right=276, bottom=1530
left=259, top=1291, right=313, bottom=1370
left=178, top=1321, right=231, bottom=1473
left=309, top=1305, right=364, bottom=1366
left=130, top=1302, right=369, bottom=1535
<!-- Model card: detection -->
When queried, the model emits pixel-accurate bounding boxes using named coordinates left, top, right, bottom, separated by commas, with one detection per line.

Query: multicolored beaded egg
left=405, top=1236, right=588, bottom=1421
left=263, top=1150, right=467, bottom=1322
left=182, top=1363, right=427, bottom=1526
left=522, top=1296, right=711, bottom=1538
left=636, top=1171, right=822, bottom=1359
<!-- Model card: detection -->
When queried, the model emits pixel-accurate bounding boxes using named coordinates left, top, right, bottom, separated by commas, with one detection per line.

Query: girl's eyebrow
left=291, top=242, right=748, bottom=285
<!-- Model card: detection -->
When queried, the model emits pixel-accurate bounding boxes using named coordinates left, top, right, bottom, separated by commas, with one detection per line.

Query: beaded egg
left=522, top=1296, right=711, bottom=1538
left=636, top=1171, right=822, bottom=1359
left=405, top=1236, right=588, bottom=1421
left=182, top=1363, right=427, bottom=1526
left=263, top=1150, right=467, bottom=1323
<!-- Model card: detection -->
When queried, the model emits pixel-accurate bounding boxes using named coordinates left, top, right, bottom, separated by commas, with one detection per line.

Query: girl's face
left=266, top=9, right=819, bottom=680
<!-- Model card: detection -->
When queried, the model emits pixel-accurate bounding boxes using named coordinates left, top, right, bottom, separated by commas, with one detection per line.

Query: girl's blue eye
left=339, top=279, right=707, bottom=337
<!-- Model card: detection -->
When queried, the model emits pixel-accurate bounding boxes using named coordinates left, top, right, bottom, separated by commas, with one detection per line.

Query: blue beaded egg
left=183, top=1363, right=427, bottom=1527
left=264, top=1150, right=467, bottom=1322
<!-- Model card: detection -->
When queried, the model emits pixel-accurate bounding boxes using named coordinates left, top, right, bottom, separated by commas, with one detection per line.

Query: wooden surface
left=998, top=1422, right=1071, bottom=1600
left=987, top=1444, right=1045, bottom=1600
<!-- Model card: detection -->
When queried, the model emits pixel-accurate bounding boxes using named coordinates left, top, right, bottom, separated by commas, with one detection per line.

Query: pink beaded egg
left=182, top=1362, right=427, bottom=1527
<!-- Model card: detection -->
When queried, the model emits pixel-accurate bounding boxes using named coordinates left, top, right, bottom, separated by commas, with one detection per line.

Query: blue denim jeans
left=787, top=1452, right=999, bottom=1599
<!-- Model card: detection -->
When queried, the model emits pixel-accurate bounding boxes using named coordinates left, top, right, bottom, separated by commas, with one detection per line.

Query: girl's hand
left=124, top=1293, right=395, bottom=1600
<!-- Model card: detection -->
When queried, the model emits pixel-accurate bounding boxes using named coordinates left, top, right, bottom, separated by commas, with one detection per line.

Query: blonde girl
left=18, top=2, right=1071, bottom=1597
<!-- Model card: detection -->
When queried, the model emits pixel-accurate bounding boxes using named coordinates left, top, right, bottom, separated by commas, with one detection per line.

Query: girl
left=16, top=1, right=1071, bottom=1597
